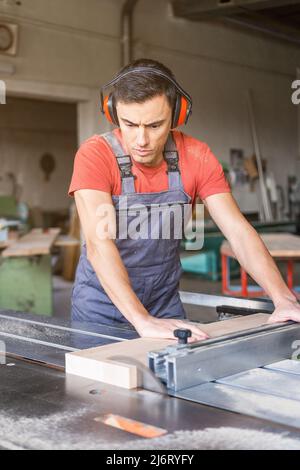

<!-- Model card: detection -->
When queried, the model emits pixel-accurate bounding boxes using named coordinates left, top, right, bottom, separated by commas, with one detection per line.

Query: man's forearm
left=87, top=239, right=150, bottom=327
left=230, top=225, right=297, bottom=306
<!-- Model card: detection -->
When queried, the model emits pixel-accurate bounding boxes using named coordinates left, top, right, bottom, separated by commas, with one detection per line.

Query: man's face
left=116, top=94, right=172, bottom=167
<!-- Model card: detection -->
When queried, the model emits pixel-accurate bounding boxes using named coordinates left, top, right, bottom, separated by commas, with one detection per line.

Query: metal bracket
left=149, top=322, right=300, bottom=392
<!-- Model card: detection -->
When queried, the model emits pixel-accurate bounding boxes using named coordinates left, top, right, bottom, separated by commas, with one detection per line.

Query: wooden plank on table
left=65, top=313, right=270, bottom=389
left=260, top=233, right=300, bottom=257
left=221, top=233, right=300, bottom=259
left=0, top=231, right=19, bottom=250
left=0, top=240, right=14, bottom=250
left=54, top=235, right=80, bottom=247
left=2, top=228, right=61, bottom=257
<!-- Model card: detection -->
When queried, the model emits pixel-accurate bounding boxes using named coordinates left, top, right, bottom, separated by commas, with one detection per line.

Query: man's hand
left=135, top=316, right=209, bottom=342
left=268, top=298, right=300, bottom=324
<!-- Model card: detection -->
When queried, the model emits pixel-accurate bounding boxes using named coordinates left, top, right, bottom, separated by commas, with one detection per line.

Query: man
left=69, top=58, right=300, bottom=341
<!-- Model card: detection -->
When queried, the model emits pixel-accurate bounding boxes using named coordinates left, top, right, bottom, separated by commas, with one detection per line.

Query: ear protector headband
left=100, top=66, right=192, bottom=129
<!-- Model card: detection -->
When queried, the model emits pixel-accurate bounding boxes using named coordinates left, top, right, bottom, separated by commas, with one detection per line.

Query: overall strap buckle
left=164, top=152, right=180, bottom=173
left=101, top=132, right=136, bottom=193
left=117, top=156, right=136, bottom=179
left=163, top=133, right=180, bottom=174
left=163, top=133, right=183, bottom=189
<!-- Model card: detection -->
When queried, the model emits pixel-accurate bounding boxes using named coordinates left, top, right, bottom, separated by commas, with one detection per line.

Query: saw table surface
left=0, top=305, right=300, bottom=449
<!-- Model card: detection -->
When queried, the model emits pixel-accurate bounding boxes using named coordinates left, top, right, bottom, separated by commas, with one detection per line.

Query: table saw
left=0, top=292, right=300, bottom=450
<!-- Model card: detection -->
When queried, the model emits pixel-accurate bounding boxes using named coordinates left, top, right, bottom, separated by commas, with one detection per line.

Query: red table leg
left=221, top=254, right=228, bottom=294
left=287, top=260, right=294, bottom=290
left=241, top=267, right=248, bottom=297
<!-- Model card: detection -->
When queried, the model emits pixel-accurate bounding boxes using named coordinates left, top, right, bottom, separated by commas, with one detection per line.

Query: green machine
left=0, top=197, right=53, bottom=315
left=0, top=227, right=60, bottom=316
left=0, top=254, right=53, bottom=316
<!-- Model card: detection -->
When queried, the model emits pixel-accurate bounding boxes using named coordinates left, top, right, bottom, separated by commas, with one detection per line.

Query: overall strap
left=102, top=132, right=136, bottom=194
left=163, top=133, right=182, bottom=189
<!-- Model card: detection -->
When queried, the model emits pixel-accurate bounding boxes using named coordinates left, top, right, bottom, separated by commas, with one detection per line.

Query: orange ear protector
left=100, top=67, right=192, bottom=128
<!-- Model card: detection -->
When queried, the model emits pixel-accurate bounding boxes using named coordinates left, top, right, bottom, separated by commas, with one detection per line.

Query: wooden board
left=2, top=228, right=61, bottom=257
left=54, top=235, right=80, bottom=247
left=62, top=205, right=81, bottom=281
left=199, top=313, right=270, bottom=337
left=221, top=233, right=300, bottom=259
left=65, top=313, right=270, bottom=389
left=0, top=231, right=19, bottom=250
left=66, top=338, right=172, bottom=389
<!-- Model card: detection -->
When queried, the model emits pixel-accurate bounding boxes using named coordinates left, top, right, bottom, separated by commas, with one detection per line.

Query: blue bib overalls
left=71, top=131, right=191, bottom=325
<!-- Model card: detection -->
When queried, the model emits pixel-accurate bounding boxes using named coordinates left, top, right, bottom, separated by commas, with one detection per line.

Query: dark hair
left=111, top=59, right=177, bottom=109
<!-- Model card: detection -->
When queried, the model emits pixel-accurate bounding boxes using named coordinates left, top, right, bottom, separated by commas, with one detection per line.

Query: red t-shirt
left=68, top=129, right=230, bottom=203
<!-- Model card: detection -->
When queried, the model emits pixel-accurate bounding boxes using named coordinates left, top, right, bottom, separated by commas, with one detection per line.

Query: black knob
left=174, top=328, right=192, bottom=345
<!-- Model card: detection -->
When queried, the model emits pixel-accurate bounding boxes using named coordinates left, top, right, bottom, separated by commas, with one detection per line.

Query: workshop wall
left=0, top=0, right=121, bottom=86
left=133, top=0, right=299, bottom=205
left=0, top=0, right=299, bottom=209
left=0, top=96, right=77, bottom=210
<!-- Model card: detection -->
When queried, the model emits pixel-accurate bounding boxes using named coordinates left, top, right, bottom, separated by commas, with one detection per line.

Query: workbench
left=182, top=220, right=298, bottom=281
left=0, top=293, right=300, bottom=450
left=221, top=233, right=300, bottom=298
left=0, top=228, right=79, bottom=316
